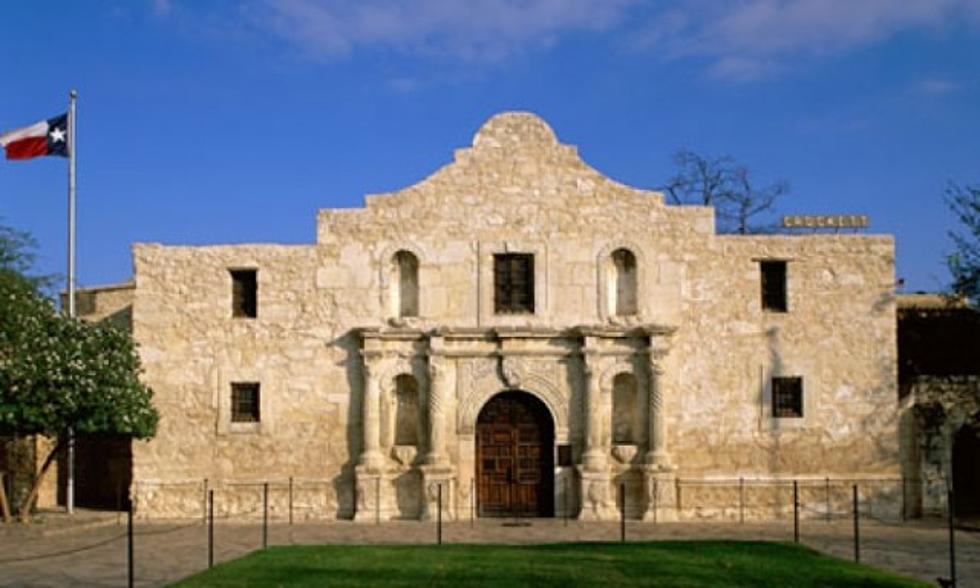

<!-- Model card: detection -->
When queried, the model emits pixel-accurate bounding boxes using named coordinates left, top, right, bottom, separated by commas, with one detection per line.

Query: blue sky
left=1, top=1, right=978, bottom=293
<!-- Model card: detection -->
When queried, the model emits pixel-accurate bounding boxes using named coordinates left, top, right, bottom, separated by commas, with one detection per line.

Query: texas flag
left=0, top=113, right=69, bottom=160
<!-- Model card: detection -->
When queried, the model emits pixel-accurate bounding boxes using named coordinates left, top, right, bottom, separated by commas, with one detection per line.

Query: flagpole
left=66, top=88, right=77, bottom=515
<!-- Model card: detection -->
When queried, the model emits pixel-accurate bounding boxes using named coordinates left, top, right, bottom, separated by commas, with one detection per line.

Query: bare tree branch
left=662, top=149, right=789, bottom=234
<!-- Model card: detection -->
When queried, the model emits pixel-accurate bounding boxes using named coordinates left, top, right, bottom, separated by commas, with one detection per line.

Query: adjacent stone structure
left=78, top=112, right=901, bottom=521
left=897, top=294, right=980, bottom=518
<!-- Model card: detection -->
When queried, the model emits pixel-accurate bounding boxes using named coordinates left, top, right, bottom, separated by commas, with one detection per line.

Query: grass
left=172, top=541, right=929, bottom=587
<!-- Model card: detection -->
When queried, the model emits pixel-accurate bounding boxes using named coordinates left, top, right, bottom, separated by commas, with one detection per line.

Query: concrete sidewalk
left=1, top=516, right=977, bottom=587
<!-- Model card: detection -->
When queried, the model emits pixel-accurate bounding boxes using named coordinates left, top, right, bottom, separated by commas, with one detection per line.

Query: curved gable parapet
left=471, top=111, right=560, bottom=151
left=318, top=111, right=692, bottom=244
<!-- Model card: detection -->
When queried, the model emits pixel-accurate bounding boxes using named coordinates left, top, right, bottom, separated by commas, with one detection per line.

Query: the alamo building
left=71, top=112, right=905, bottom=522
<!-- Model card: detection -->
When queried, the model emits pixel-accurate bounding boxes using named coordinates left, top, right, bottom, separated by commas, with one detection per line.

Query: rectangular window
left=772, top=376, right=803, bottom=418
left=231, top=383, right=260, bottom=423
left=494, top=254, right=534, bottom=313
left=231, top=269, right=257, bottom=318
left=760, top=260, right=787, bottom=312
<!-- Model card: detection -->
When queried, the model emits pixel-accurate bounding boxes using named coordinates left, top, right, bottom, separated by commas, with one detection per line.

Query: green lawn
left=172, top=541, right=929, bottom=587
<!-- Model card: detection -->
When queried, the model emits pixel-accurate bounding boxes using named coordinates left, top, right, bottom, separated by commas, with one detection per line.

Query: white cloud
left=914, top=77, right=960, bottom=95
left=244, top=0, right=636, bottom=62
left=632, top=0, right=980, bottom=81
left=152, top=0, right=173, bottom=17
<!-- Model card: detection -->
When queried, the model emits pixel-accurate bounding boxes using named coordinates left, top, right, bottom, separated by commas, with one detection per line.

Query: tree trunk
left=17, top=437, right=63, bottom=523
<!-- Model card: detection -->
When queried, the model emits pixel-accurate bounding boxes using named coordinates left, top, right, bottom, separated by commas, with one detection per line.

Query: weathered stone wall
left=129, top=112, right=900, bottom=520
left=905, top=376, right=980, bottom=516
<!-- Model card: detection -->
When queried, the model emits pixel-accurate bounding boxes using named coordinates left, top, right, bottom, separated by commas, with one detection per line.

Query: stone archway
left=476, top=391, right=555, bottom=517
left=953, top=421, right=980, bottom=518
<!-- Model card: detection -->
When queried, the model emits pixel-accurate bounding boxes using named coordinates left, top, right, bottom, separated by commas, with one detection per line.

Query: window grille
left=231, top=383, right=260, bottom=422
left=772, top=376, right=803, bottom=418
left=760, top=260, right=787, bottom=312
left=231, top=269, right=257, bottom=318
left=494, top=254, right=534, bottom=313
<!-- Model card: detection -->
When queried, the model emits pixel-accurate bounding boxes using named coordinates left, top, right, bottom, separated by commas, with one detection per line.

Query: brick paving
left=1, top=513, right=977, bottom=587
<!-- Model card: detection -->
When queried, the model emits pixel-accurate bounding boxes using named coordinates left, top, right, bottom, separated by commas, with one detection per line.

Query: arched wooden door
left=476, top=391, right=554, bottom=517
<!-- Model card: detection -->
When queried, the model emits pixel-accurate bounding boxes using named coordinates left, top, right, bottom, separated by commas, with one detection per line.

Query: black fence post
left=653, top=478, right=659, bottom=524
left=563, top=476, right=569, bottom=527
left=619, top=482, right=626, bottom=543
left=948, top=489, right=957, bottom=588
left=262, top=482, right=269, bottom=549
left=793, top=480, right=799, bottom=544
left=825, top=477, right=831, bottom=522
left=437, top=483, right=443, bottom=546
left=127, top=502, right=134, bottom=588
left=289, top=476, right=294, bottom=526
left=208, top=490, right=214, bottom=569
left=739, top=477, right=744, bottom=524
left=901, top=476, right=906, bottom=522
left=852, top=484, right=860, bottom=563
left=512, top=474, right=519, bottom=527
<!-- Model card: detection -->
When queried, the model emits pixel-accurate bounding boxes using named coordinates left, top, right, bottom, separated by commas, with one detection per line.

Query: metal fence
left=0, top=478, right=971, bottom=588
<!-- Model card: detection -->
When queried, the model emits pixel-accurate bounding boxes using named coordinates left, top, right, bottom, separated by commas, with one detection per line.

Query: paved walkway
left=1, top=514, right=977, bottom=587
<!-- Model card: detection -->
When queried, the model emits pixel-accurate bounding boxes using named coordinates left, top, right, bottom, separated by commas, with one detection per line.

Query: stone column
left=578, top=347, right=614, bottom=520
left=581, top=353, right=606, bottom=471
left=360, top=361, right=385, bottom=469
left=355, top=356, right=390, bottom=522
left=642, top=338, right=677, bottom=522
left=420, top=354, right=455, bottom=521
left=645, top=359, right=669, bottom=467
left=424, top=359, right=449, bottom=466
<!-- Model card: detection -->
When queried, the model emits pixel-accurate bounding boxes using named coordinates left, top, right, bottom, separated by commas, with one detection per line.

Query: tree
left=946, top=182, right=980, bottom=304
left=0, top=224, right=53, bottom=293
left=663, top=149, right=789, bottom=234
left=0, top=222, right=158, bottom=520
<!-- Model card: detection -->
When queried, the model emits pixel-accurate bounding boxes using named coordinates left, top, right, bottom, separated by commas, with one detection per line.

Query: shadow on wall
left=329, top=330, right=363, bottom=520
left=764, top=325, right=786, bottom=519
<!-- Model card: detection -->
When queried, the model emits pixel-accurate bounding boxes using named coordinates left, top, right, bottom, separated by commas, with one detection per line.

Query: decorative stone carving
left=646, top=337, right=673, bottom=468
left=420, top=466, right=455, bottom=521
left=425, top=357, right=450, bottom=465
left=392, top=445, right=417, bottom=466
left=500, top=355, right=524, bottom=389
left=612, top=444, right=638, bottom=464
left=581, top=351, right=608, bottom=471
left=641, top=468, right=678, bottom=522
left=578, top=470, right=616, bottom=521
left=359, top=358, right=385, bottom=470
left=458, top=371, right=568, bottom=439
left=353, top=468, right=390, bottom=523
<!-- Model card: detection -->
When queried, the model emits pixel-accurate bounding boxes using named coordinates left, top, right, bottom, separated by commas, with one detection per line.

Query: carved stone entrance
left=476, top=391, right=554, bottom=517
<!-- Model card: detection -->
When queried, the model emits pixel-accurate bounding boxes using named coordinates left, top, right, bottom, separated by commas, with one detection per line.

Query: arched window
left=393, top=250, right=419, bottom=318
left=611, top=248, right=637, bottom=316
left=394, top=374, right=420, bottom=446
left=612, top=373, right=638, bottom=444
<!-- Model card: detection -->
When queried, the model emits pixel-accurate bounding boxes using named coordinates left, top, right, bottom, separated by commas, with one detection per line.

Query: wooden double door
left=476, top=391, right=554, bottom=517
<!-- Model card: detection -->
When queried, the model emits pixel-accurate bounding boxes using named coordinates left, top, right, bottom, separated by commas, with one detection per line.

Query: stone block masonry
left=92, top=112, right=899, bottom=521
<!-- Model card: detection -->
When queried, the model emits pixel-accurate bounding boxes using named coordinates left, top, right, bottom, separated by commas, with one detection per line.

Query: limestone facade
left=107, top=112, right=899, bottom=520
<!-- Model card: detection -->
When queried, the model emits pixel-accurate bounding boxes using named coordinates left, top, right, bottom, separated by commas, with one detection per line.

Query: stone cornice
left=358, top=323, right=680, bottom=341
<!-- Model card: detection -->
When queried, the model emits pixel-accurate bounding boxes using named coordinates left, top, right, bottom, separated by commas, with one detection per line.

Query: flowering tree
left=0, top=223, right=157, bottom=520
